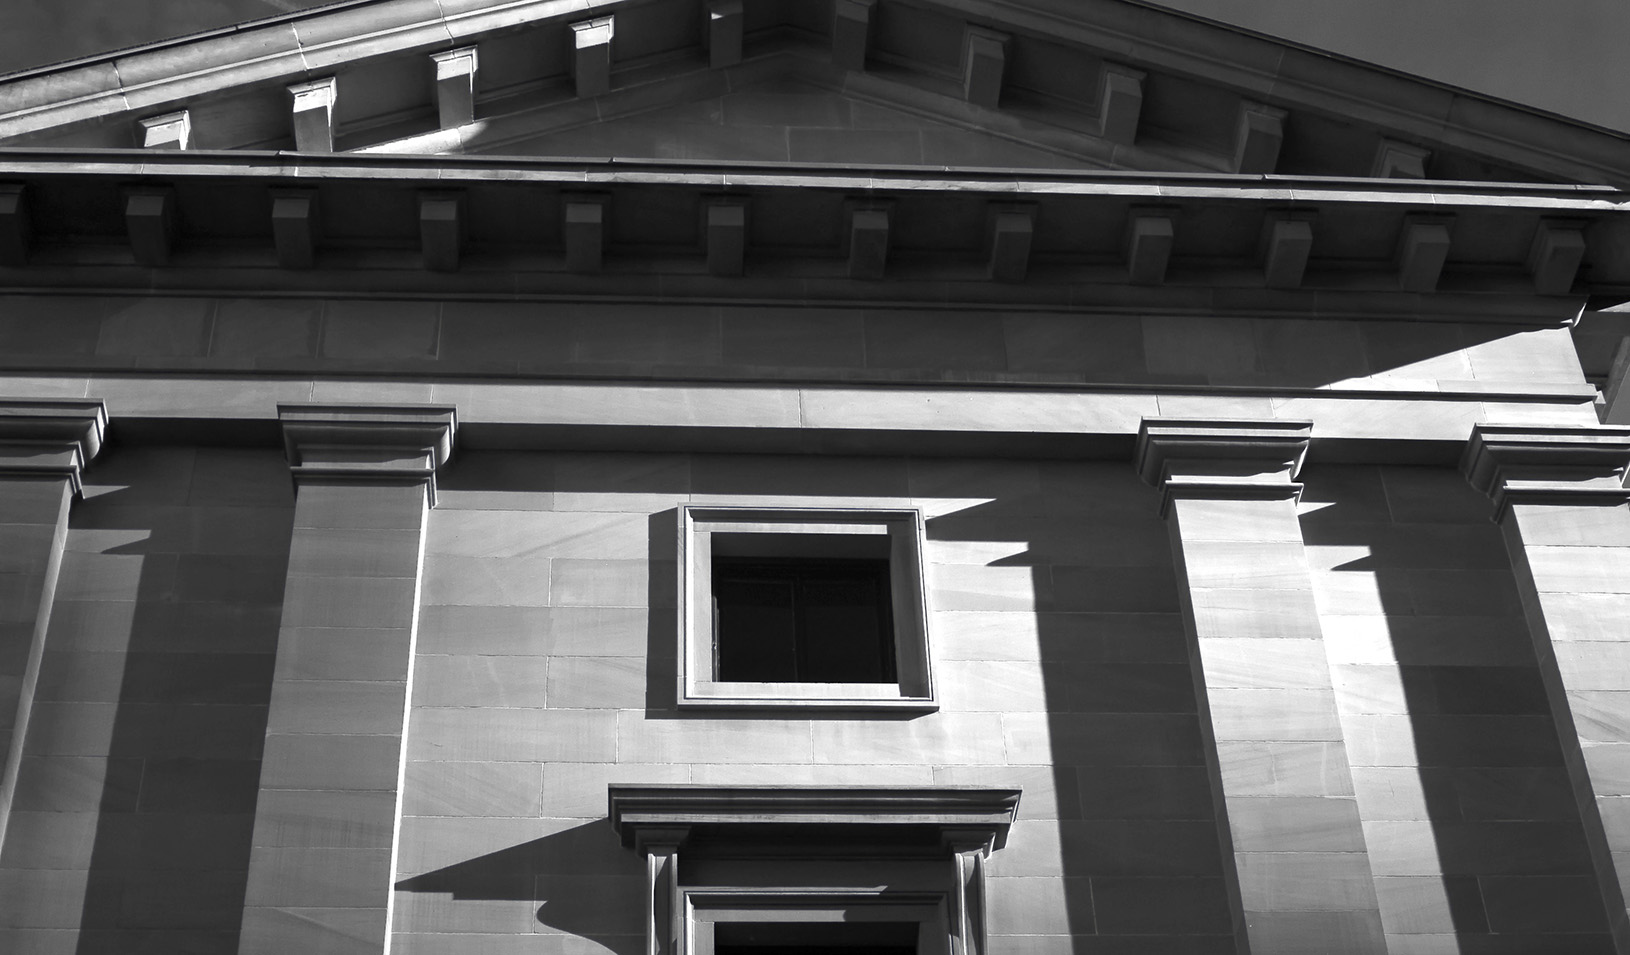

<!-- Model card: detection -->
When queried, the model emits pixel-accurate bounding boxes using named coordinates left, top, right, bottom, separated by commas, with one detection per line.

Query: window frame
left=676, top=504, right=935, bottom=711
left=685, top=889, right=951, bottom=955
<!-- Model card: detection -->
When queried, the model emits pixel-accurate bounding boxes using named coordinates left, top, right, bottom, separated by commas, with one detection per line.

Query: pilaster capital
left=1134, top=418, right=1312, bottom=514
left=278, top=404, right=457, bottom=502
left=633, top=826, right=691, bottom=856
left=1462, top=423, right=1630, bottom=518
left=0, top=399, right=108, bottom=495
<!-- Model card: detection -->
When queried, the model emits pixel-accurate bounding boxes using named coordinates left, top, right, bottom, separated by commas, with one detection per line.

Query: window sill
left=679, top=682, right=939, bottom=713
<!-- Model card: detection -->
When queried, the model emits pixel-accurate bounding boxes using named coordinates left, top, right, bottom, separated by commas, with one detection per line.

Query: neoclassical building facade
left=1, top=1, right=1629, bottom=954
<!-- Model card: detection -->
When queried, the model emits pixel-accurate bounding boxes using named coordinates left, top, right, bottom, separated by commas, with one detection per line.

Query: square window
left=678, top=505, right=934, bottom=711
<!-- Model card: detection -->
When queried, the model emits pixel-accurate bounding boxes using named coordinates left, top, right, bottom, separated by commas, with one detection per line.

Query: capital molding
left=277, top=404, right=457, bottom=502
left=0, top=399, right=108, bottom=495
left=607, top=785, right=1021, bottom=850
left=1463, top=423, right=1630, bottom=518
left=1134, top=417, right=1312, bottom=514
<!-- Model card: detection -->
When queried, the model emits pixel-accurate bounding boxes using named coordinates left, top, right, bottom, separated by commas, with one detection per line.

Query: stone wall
left=0, top=446, right=1621, bottom=953
left=395, top=451, right=1226, bottom=954
left=0, top=447, right=293, bottom=953
left=1303, top=464, right=1612, bottom=951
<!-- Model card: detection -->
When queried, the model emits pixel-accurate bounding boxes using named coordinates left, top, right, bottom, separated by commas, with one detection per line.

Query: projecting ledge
left=278, top=404, right=457, bottom=496
left=1135, top=418, right=1313, bottom=513
left=1462, top=422, right=1630, bottom=515
left=607, top=786, right=1021, bottom=849
left=0, top=399, right=108, bottom=494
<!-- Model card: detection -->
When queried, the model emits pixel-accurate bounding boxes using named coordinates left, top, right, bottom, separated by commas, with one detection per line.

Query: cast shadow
left=394, top=817, right=644, bottom=952
left=57, top=447, right=291, bottom=955
left=921, top=464, right=1231, bottom=950
left=1299, top=464, right=1610, bottom=946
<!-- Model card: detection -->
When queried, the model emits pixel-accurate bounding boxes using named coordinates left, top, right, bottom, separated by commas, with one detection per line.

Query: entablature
left=0, top=371, right=1600, bottom=469
left=0, top=153, right=1624, bottom=300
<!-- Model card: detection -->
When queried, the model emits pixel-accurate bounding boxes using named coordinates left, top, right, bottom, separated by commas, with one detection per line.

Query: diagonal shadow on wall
left=8, top=446, right=293, bottom=955
left=1299, top=463, right=1615, bottom=948
left=394, top=817, right=645, bottom=953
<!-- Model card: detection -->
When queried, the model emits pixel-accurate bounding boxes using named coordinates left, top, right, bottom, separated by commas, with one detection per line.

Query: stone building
left=1, top=1, right=1629, bottom=954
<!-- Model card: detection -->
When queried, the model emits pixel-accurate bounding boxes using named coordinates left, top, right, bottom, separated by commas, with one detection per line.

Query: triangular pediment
left=0, top=0, right=1625, bottom=185
left=363, top=55, right=1120, bottom=171
left=474, top=81, right=1103, bottom=169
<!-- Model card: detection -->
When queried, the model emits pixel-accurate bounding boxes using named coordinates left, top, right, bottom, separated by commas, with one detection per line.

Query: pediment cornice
left=0, top=0, right=1626, bottom=188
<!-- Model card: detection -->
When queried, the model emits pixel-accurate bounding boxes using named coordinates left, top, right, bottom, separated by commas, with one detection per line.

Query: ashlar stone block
left=571, top=17, right=614, bottom=98
left=0, top=184, right=29, bottom=266
left=432, top=47, right=479, bottom=129
left=831, top=0, right=876, bottom=71
left=1529, top=219, right=1589, bottom=296
left=1097, top=64, right=1145, bottom=146
left=138, top=109, right=190, bottom=149
left=289, top=77, right=337, bottom=153
left=1234, top=102, right=1286, bottom=174
left=270, top=188, right=318, bottom=269
left=1397, top=215, right=1452, bottom=293
left=124, top=188, right=174, bottom=267
left=705, top=1, right=743, bottom=69
left=962, top=26, right=1009, bottom=109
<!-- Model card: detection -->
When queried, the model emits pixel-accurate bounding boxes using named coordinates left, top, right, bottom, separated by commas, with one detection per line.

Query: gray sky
left=2, top=0, right=1624, bottom=134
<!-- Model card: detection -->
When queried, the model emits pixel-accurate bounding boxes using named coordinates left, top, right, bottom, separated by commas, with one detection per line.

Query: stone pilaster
left=0, top=400, right=105, bottom=857
left=1136, top=418, right=1385, bottom=955
left=240, top=404, right=455, bottom=955
left=1464, top=423, right=1630, bottom=953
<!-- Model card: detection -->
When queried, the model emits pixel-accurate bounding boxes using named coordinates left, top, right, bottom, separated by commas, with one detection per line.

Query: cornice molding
left=905, top=0, right=1630, bottom=188
left=606, top=785, right=1022, bottom=849
left=0, top=0, right=598, bottom=141
left=0, top=150, right=1616, bottom=204
left=0, top=155, right=1620, bottom=299
left=2, top=0, right=1627, bottom=187
left=1462, top=423, right=1630, bottom=518
left=0, top=399, right=108, bottom=495
left=278, top=403, right=457, bottom=501
left=1135, top=417, right=1312, bottom=513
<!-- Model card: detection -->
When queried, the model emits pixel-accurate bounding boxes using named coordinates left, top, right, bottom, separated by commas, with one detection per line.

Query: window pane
left=800, top=575, right=893, bottom=683
left=714, top=556, right=895, bottom=685
left=716, top=920, right=918, bottom=949
left=714, top=576, right=798, bottom=682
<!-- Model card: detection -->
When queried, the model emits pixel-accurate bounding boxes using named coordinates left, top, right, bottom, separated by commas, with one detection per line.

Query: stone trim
left=1462, top=423, right=1630, bottom=518
left=0, top=399, right=107, bottom=495
left=1135, top=417, right=1313, bottom=514
left=607, top=785, right=1021, bottom=849
left=682, top=889, right=955, bottom=955
left=2, top=0, right=1626, bottom=187
left=0, top=153, right=1614, bottom=300
left=675, top=505, right=935, bottom=712
left=278, top=403, right=456, bottom=499
left=612, top=785, right=1020, bottom=955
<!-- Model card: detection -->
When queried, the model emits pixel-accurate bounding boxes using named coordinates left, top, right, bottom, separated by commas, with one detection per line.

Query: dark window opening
left=712, top=556, right=896, bottom=683
left=718, top=949, right=913, bottom=955
left=716, top=920, right=917, bottom=955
